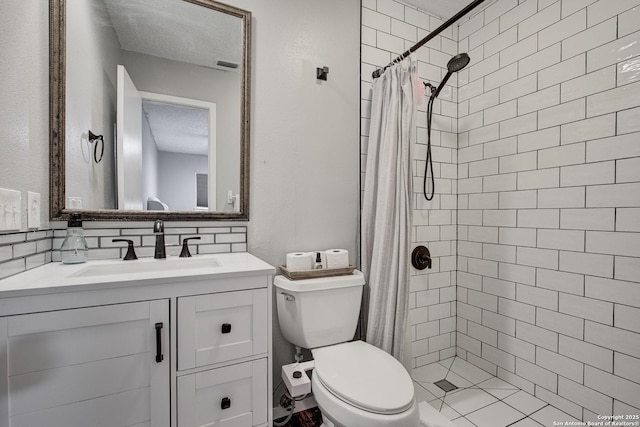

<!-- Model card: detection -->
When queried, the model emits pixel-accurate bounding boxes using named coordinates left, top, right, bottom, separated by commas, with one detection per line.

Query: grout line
left=505, top=415, right=530, bottom=426
left=525, top=404, right=550, bottom=421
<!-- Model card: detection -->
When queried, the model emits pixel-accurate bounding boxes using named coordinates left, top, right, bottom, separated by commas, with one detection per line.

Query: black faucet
left=180, top=237, right=201, bottom=257
left=154, top=219, right=166, bottom=259
left=112, top=239, right=138, bottom=261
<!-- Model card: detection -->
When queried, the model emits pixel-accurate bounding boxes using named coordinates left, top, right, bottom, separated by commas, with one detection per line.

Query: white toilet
left=274, top=270, right=420, bottom=427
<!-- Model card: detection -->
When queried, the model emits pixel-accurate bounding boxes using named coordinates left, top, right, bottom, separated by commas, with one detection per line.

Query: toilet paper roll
left=325, top=249, right=349, bottom=269
left=286, top=252, right=314, bottom=271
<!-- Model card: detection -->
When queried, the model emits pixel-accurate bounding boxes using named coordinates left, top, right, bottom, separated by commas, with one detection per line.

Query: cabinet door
left=177, top=358, right=267, bottom=427
left=178, top=289, right=267, bottom=370
left=0, top=300, right=170, bottom=427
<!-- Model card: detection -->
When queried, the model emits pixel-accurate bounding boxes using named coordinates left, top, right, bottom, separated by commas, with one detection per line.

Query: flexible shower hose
left=423, top=95, right=436, bottom=201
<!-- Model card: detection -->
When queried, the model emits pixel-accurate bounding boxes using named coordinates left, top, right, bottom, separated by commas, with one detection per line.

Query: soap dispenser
left=314, top=252, right=323, bottom=269
left=60, top=213, right=89, bottom=264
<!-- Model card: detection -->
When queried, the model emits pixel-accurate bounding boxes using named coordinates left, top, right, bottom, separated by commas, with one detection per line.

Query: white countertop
left=0, top=253, right=275, bottom=298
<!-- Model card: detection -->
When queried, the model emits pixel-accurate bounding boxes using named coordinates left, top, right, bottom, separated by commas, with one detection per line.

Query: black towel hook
left=316, top=66, right=329, bottom=81
left=88, top=130, right=104, bottom=163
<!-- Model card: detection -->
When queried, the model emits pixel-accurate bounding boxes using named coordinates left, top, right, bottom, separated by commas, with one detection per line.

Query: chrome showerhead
left=447, top=53, right=471, bottom=72
left=431, top=53, right=471, bottom=100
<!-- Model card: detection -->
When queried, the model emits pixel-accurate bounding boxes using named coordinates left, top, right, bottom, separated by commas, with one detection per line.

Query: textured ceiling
left=104, top=0, right=242, bottom=70
left=401, top=0, right=487, bottom=20
left=142, top=101, right=209, bottom=156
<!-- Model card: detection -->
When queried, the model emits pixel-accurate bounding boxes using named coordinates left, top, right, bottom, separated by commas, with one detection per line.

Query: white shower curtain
left=362, top=56, right=417, bottom=363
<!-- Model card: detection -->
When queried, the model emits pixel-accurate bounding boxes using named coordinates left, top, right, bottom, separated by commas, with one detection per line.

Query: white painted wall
left=0, top=0, right=50, bottom=228
left=221, top=0, right=361, bottom=395
left=157, top=151, right=208, bottom=211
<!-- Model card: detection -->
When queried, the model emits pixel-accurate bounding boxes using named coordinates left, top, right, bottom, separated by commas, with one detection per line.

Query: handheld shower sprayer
left=430, top=53, right=470, bottom=100
left=424, top=53, right=471, bottom=201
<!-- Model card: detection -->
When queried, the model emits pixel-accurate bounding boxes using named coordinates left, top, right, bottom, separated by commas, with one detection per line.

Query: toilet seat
left=312, top=341, right=414, bottom=415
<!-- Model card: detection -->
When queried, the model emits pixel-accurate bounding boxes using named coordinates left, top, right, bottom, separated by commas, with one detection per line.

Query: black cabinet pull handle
left=221, top=323, right=232, bottom=334
left=155, top=322, right=164, bottom=363
left=221, top=397, right=231, bottom=410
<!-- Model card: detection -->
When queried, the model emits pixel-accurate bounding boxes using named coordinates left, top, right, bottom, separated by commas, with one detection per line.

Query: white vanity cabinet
left=0, top=253, right=274, bottom=427
left=0, top=300, right=171, bottom=427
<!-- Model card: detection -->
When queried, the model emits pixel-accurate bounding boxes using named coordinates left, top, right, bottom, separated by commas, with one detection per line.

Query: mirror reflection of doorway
left=116, top=64, right=217, bottom=211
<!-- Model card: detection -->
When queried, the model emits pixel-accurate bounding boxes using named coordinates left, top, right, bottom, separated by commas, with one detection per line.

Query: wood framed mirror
left=50, top=0, right=251, bottom=221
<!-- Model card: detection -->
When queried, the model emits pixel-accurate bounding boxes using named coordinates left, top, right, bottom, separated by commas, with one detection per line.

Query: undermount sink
left=69, top=256, right=220, bottom=278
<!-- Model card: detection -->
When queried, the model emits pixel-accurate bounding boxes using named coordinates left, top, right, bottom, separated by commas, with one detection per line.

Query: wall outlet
left=27, top=191, right=41, bottom=229
left=67, top=196, right=83, bottom=209
left=0, top=187, right=22, bottom=231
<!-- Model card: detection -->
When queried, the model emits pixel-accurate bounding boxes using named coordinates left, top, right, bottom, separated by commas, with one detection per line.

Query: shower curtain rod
left=372, top=0, right=488, bottom=78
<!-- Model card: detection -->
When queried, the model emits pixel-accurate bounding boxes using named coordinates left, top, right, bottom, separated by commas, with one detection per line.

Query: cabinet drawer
left=178, top=289, right=267, bottom=370
left=177, top=358, right=267, bottom=427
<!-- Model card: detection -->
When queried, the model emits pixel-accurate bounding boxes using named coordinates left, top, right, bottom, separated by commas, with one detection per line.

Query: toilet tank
left=274, top=270, right=365, bottom=349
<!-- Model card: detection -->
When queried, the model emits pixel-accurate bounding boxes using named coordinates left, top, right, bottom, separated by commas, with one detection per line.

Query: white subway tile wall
left=362, top=0, right=640, bottom=420
left=0, top=224, right=247, bottom=279
left=361, top=0, right=459, bottom=367
left=49, top=222, right=247, bottom=262
left=0, top=231, right=53, bottom=280
left=457, top=0, right=640, bottom=420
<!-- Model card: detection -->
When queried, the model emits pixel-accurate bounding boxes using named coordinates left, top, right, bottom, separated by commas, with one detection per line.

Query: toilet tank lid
left=274, top=270, right=365, bottom=292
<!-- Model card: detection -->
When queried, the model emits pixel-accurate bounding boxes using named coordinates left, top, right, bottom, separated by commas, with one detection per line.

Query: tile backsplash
left=51, top=222, right=247, bottom=262
left=0, top=223, right=247, bottom=279
left=0, top=230, right=53, bottom=280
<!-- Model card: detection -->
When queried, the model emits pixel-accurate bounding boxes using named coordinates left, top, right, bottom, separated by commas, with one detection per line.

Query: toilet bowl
left=311, top=341, right=419, bottom=427
left=274, top=271, right=420, bottom=426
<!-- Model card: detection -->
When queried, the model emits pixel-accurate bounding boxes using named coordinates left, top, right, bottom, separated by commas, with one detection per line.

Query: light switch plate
left=0, top=187, right=22, bottom=231
left=27, top=191, right=41, bottom=229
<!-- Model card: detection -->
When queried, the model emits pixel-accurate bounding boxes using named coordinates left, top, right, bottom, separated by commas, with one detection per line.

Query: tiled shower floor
left=412, top=357, right=581, bottom=427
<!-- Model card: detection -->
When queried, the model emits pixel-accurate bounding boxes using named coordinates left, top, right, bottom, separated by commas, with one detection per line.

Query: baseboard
left=273, top=395, right=318, bottom=420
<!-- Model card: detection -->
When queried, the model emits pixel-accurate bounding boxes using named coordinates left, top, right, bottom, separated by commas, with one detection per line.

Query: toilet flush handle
left=281, top=292, right=295, bottom=301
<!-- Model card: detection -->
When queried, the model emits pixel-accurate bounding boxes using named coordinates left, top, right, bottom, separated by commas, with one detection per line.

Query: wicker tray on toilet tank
left=278, top=265, right=356, bottom=280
